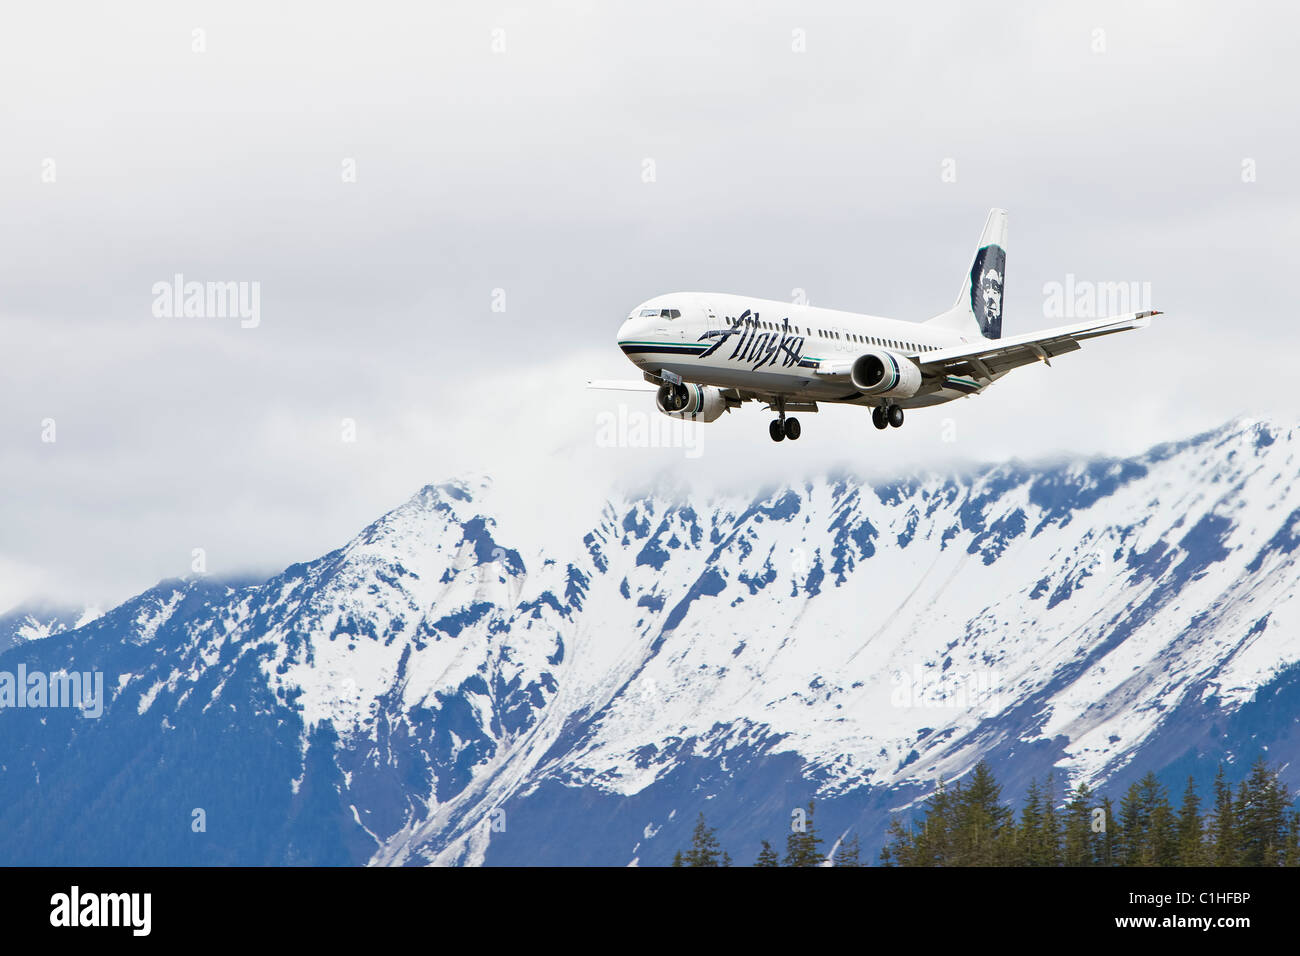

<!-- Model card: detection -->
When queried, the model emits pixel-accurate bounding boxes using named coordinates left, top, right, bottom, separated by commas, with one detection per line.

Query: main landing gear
left=769, top=417, right=801, bottom=442
left=769, top=398, right=801, bottom=442
left=872, top=404, right=904, bottom=430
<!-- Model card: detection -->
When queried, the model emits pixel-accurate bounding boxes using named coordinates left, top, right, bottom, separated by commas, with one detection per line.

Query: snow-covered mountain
left=2, top=417, right=1299, bottom=866
left=0, top=604, right=99, bottom=656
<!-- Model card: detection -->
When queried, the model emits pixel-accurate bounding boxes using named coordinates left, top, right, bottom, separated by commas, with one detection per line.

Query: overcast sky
left=3, top=1, right=1298, bottom=611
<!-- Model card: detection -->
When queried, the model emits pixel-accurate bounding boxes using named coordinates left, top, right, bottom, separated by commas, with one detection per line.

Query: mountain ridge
left=2, top=416, right=1297, bottom=865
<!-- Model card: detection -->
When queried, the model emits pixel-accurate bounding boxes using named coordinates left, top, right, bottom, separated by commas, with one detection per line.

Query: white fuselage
left=616, top=292, right=987, bottom=409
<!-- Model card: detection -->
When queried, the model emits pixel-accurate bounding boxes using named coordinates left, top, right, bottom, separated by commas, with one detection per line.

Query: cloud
left=3, top=1, right=1298, bottom=610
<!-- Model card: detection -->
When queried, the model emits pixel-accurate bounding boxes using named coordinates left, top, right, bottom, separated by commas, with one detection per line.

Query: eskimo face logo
left=969, top=245, right=1005, bottom=339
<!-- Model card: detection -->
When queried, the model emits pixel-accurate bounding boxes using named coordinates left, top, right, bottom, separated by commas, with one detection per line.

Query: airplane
left=589, top=208, right=1158, bottom=442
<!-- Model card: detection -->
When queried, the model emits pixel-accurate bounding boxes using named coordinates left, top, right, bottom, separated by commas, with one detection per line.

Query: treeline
left=882, top=758, right=1300, bottom=867
left=671, top=758, right=1300, bottom=866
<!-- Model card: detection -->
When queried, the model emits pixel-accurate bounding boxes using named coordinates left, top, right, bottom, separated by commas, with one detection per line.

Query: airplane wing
left=588, top=378, right=763, bottom=407
left=916, top=310, right=1159, bottom=379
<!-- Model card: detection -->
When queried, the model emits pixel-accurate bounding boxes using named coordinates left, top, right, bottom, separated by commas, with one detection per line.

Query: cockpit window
left=661, top=309, right=681, bottom=319
left=639, top=309, right=658, bottom=317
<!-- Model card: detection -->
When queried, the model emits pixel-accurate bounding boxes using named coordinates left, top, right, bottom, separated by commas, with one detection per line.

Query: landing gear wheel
left=872, top=406, right=888, bottom=430
left=888, top=404, right=904, bottom=428
left=783, top=417, right=801, bottom=441
left=769, top=419, right=786, bottom=442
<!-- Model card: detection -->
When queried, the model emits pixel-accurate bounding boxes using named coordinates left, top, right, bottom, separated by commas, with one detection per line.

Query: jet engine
left=850, top=351, right=922, bottom=398
left=655, top=382, right=728, bottom=422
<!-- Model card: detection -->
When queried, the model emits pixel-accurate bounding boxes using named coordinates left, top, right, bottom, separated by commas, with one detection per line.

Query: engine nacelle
left=656, top=382, right=728, bottom=423
left=850, top=351, right=922, bottom=398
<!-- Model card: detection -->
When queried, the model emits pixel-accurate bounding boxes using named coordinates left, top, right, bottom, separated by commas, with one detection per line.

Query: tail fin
left=926, top=207, right=1007, bottom=340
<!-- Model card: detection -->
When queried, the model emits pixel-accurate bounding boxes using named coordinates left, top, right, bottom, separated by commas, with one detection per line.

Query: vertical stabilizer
left=926, top=208, right=1007, bottom=340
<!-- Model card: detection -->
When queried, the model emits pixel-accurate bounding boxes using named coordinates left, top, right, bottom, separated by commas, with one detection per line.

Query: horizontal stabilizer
left=586, top=379, right=659, bottom=392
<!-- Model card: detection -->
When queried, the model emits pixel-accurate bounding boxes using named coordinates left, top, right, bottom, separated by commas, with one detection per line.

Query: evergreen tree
left=834, top=833, right=862, bottom=867
left=1284, top=811, right=1300, bottom=867
left=878, top=814, right=915, bottom=867
left=1115, top=774, right=1172, bottom=866
left=1063, top=782, right=1095, bottom=867
left=1017, top=777, right=1045, bottom=866
left=683, top=812, right=723, bottom=867
left=1148, top=794, right=1178, bottom=867
left=1117, top=779, right=1145, bottom=865
left=1236, top=757, right=1290, bottom=866
left=1097, top=796, right=1118, bottom=866
left=1041, top=772, right=1062, bottom=867
left=1211, top=764, right=1238, bottom=866
left=755, top=839, right=780, bottom=867
left=1176, top=776, right=1205, bottom=866
left=952, top=761, right=1013, bottom=865
left=912, top=777, right=957, bottom=866
left=671, top=850, right=683, bottom=867
left=784, top=800, right=824, bottom=866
